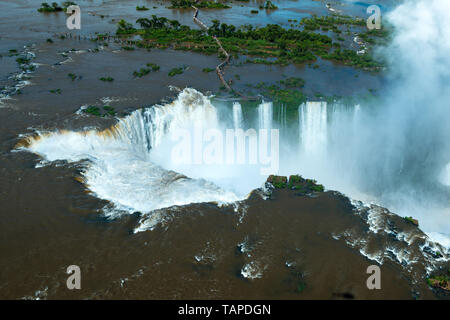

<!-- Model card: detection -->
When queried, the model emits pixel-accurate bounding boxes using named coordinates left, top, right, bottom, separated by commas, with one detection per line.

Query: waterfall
left=232, top=102, right=243, bottom=129
left=299, top=102, right=328, bottom=157
left=258, top=101, right=273, bottom=130
left=277, top=104, right=287, bottom=129
left=18, top=88, right=241, bottom=217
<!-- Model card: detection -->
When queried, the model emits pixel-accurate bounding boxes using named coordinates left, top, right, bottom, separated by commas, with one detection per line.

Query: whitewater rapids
left=16, top=89, right=249, bottom=216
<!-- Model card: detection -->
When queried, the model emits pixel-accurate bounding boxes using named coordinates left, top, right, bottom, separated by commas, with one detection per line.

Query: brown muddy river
left=0, top=0, right=449, bottom=300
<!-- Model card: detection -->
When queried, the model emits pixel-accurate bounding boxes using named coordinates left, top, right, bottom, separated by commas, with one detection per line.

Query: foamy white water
left=258, top=101, right=273, bottom=130
left=232, top=102, right=243, bottom=129
left=299, top=102, right=327, bottom=157
left=20, top=89, right=243, bottom=216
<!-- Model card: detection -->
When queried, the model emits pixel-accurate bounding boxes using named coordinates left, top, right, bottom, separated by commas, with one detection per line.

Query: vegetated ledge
left=37, top=2, right=77, bottom=13
left=169, top=0, right=231, bottom=9
left=427, top=271, right=450, bottom=291
left=112, top=14, right=385, bottom=71
left=266, top=175, right=325, bottom=193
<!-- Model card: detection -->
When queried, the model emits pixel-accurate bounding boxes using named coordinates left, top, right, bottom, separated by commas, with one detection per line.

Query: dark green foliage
left=202, top=67, right=215, bottom=73
left=427, top=274, right=449, bottom=290
left=133, top=63, right=160, bottom=77
left=82, top=105, right=117, bottom=117
left=136, top=6, right=149, bottom=11
left=67, top=73, right=77, bottom=80
left=287, top=175, right=325, bottom=193
left=133, top=68, right=150, bottom=77
left=83, top=106, right=101, bottom=116
left=49, top=89, right=62, bottom=94
left=115, top=15, right=381, bottom=70
left=21, top=65, right=36, bottom=72
left=279, top=77, right=305, bottom=88
left=404, top=216, right=419, bottom=226
left=16, top=57, right=30, bottom=64
left=168, top=67, right=184, bottom=77
left=259, top=1, right=277, bottom=10
left=146, top=63, right=160, bottom=71
left=267, top=175, right=287, bottom=189
left=248, top=82, right=307, bottom=107
left=116, top=19, right=137, bottom=34
left=103, top=106, right=117, bottom=116
left=322, top=49, right=382, bottom=69
left=169, top=0, right=230, bottom=9
left=8, top=49, right=18, bottom=57
left=38, top=2, right=76, bottom=12
left=38, top=2, right=63, bottom=12
left=250, top=10, right=259, bottom=14
left=99, top=77, right=114, bottom=82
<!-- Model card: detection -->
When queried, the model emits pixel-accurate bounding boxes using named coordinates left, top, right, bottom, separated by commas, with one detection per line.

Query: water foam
left=19, top=88, right=242, bottom=217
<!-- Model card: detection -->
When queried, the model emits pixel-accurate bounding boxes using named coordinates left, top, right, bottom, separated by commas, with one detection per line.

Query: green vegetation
left=121, top=46, right=135, bottom=51
left=133, top=68, right=150, bottom=78
left=169, top=0, right=230, bottom=9
left=113, top=15, right=384, bottom=71
left=21, top=65, right=36, bottom=72
left=427, top=274, right=449, bottom=291
left=267, top=175, right=325, bottom=192
left=267, top=88, right=307, bottom=106
left=82, top=105, right=101, bottom=116
left=8, top=49, right=18, bottom=57
left=259, top=1, right=277, bottom=10
left=287, top=175, right=325, bottom=193
left=202, top=67, right=215, bottom=73
left=67, top=73, right=77, bottom=81
left=99, top=76, right=114, bottom=82
left=250, top=10, right=259, bottom=14
left=404, top=216, right=419, bottom=226
left=267, top=175, right=287, bottom=189
left=49, top=89, right=62, bottom=94
left=296, top=280, right=306, bottom=293
left=116, top=19, right=137, bottom=35
left=38, top=2, right=76, bottom=12
left=16, top=57, right=30, bottom=65
left=38, top=2, right=63, bottom=12
left=146, top=63, right=160, bottom=71
left=168, top=67, right=185, bottom=77
left=46, top=38, right=53, bottom=43
left=82, top=105, right=117, bottom=117
left=248, top=80, right=307, bottom=106
left=136, top=5, right=149, bottom=11
left=279, top=77, right=305, bottom=88
left=102, top=106, right=117, bottom=116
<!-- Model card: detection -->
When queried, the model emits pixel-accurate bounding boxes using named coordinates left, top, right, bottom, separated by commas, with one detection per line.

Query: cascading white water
left=277, top=105, right=287, bottom=129
left=232, top=102, right=243, bottom=129
left=20, top=88, right=243, bottom=217
left=299, top=102, right=327, bottom=157
left=258, top=101, right=273, bottom=130
left=18, top=0, right=450, bottom=245
left=19, top=88, right=281, bottom=223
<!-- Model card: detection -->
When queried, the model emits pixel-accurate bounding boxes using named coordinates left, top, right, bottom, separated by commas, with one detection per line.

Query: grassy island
left=113, top=14, right=385, bottom=71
